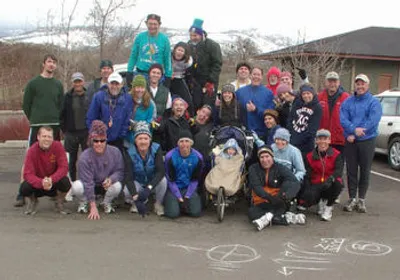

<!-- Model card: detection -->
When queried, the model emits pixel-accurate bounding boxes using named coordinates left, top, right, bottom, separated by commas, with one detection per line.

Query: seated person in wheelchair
left=205, top=138, right=244, bottom=196
left=249, top=146, right=305, bottom=231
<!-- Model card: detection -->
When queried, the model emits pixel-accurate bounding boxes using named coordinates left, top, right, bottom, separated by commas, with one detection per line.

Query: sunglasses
left=93, top=139, right=106, bottom=143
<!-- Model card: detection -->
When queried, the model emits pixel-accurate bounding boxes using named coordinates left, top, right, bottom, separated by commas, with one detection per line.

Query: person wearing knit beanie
left=132, top=75, right=147, bottom=88
left=273, top=127, right=291, bottom=142
left=133, top=121, right=152, bottom=139
left=276, top=83, right=292, bottom=98
left=260, top=109, right=281, bottom=146
left=89, top=120, right=108, bottom=140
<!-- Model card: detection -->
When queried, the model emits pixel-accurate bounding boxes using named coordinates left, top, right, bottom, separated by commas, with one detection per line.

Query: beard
left=109, top=88, right=119, bottom=96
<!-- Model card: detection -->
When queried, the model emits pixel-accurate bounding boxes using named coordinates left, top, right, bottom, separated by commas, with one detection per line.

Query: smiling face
left=259, top=153, right=274, bottom=169
left=316, top=136, right=331, bottom=152
left=301, top=91, right=314, bottom=104
left=108, top=81, right=122, bottom=96
left=37, top=127, right=53, bottom=150
left=190, top=32, right=202, bottom=44
left=264, top=115, right=277, bottom=129
left=72, top=79, right=84, bottom=93
left=146, top=19, right=160, bottom=35
left=172, top=99, right=187, bottom=118
left=237, top=66, right=250, bottom=80
left=280, top=76, right=292, bottom=86
left=355, top=80, right=369, bottom=95
left=269, top=74, right=279, bottom=86
left=133, top=86, right=145, bottom=100
left=174, top=46, right=186, bottom=60
left=100, top=66, right=113, bottom=81
left=149, top=68, right=162, bottom=85
left=251, top=68, right=263, bottom=86
left=92, top=137, right=107, bottom=154
left=42, top=58, right=57, bottom=75
left=196, top=107, right=212, bottom=125
left=274, top=138, right=288, bottom=150
left=325, top=79, right=340, bottom=95
left=222, top=91, right=234, bottom=103
left=135, top=134, right=151, bottom=153
left=178, top=139, right=192, bottom=156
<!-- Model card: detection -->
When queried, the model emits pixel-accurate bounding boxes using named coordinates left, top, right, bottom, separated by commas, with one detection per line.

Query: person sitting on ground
left=214, top=84, right=242, bottom=128
left=164, top=131, right=204, bottom=218
left=20, top=126, right=71, bottom=215
left=296, top=129, right=344, bottom=221
left=123, top=122, right=167, bottom=216
left=70, top=120, right=124, bottom=220
left=271, top=128, right=305, bottom=182
left=249, top=146, right=304, bottom=231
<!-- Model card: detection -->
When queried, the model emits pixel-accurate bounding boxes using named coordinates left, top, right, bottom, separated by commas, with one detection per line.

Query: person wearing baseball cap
left=86, top=71, right=133, bottom=151
left=123, top=121, right=167, bottom=216
left=248, top=145, right=304, bottom=231
left=340, top=73, right=382, bottom=213
left=164, top=130, right=204, bottom=218
left=60, top=72, right=89, bottom=181
left=296, top=129, right=344, bottom=221
left=87, top=59, right=114, bottom=103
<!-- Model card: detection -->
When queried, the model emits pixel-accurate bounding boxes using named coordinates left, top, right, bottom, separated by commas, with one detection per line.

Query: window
left=380, top=97, right=398, bottom=116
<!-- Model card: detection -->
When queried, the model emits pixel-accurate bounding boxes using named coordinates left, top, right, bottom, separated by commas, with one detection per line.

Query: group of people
left=15, top=13, right=383, bottom=231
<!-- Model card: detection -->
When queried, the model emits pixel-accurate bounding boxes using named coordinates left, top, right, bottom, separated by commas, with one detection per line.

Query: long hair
left=172, top=42, right=190, bottom=63
left=131, top=88, right=151, bottom=109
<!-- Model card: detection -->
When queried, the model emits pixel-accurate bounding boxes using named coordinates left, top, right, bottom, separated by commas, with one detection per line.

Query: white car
left=375, top=89, right=400, bottom=170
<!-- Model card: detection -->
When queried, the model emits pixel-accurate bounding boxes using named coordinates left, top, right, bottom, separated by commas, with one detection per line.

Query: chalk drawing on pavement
left=345, top=240, right=392, bottom=256
left=314, top=238, right=346, bottom=253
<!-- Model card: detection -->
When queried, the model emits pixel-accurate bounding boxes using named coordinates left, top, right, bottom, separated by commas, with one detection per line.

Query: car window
left=380, top=97, right=398, bottom=116
left=397, top=98, right=400, bottom=116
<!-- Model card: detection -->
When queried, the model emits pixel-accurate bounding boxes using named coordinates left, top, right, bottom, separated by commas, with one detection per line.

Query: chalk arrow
left=278, top=266, right=328, bottom=277
left=284, top=242, right=333, bottom=256
left=282, top=250, right=328, bottom=261
left=273, top=258, right=330, bottom=265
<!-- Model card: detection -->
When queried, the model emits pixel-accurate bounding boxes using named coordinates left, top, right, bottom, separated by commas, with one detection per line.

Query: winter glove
left=180, top=197, right=190, bottom=213
left=203, top=82, right=215, bottom=97
left=297, top=68, right=307, bottom=80
left=138, top=186, right=151, bottom=202
left=163, top=77, right=171, bottom=89
left=323, top=176, right=335, bottom=188
left=134, top=200, right=147, bottom=217
left=251, top=130, right=265, bottom=148
left=126, top=72, right=134, bottom=90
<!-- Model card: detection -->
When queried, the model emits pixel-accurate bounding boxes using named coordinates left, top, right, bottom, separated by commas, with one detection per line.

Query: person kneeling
left=20, top=126, right=71, bottom=215
left=71, top=120, right=124, bottom=220
left=164, top=131, right=203, bottom=218
left=297, top=129, right=344, bottom=221
left=249, top=146, right=304, bottom=231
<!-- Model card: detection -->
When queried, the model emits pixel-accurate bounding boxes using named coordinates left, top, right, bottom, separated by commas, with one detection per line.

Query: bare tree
left=226, top=36, right=260, bottom=64
left=87, top=0, right=136, bottom=59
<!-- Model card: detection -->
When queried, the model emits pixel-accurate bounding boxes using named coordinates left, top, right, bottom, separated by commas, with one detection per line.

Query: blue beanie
left=273, top=128, right=291, bottom=142
left=299, top=84, right=316, bottom=95
left=189, top=18, right=204, bottom=35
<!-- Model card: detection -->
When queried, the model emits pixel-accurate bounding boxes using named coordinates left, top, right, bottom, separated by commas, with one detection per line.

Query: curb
left=0, top=140, right=28, bottom=148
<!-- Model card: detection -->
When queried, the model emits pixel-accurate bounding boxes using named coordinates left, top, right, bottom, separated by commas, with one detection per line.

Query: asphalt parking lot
left=0, top=148, right=399, bottom=280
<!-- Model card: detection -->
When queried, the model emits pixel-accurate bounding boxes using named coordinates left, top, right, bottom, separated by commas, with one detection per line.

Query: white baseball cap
left=108, top=72, right=123, bottom=84
left=355, top=74, right=370, bottom=84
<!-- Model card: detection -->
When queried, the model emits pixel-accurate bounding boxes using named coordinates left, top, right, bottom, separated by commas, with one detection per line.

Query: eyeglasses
left=93, top=139, right=106, bottom=143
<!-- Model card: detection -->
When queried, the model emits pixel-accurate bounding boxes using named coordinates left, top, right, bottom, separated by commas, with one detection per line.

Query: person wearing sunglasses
left=70, top=120, right=125, bottom=220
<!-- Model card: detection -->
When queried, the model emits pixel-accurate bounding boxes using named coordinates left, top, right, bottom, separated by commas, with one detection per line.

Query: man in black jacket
left=249, top=146, right=305, bottom=231
left=87, top=60, right=113, bottom=104
left=60, top=72, right=89, bottom=181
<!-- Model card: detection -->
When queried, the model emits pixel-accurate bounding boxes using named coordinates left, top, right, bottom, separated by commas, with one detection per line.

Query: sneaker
left=357, top=199, right=367, bottom=213
left=343, top=198, right=357, bottom=212
left=14, top=198, right=25, bottom=207
left=317, top=199, right=327, bottom=216
left=77, top=202, right=89, bottom=213
left=103, top=203, right=115, bottom=214
left=129, top=204, right=138, bottom=213
left=64, top=189, right=73, bottom=202
left=296, top=205, right=307, bottom=211
left=252, top=212, right=273, bottom=231
left=154, top=202, right=164, bottom=216
left=24, top=196, right=38, bottom=215
left=321, top=205, right=333, bottom=221
left=285, top=212, right=306, bottom=225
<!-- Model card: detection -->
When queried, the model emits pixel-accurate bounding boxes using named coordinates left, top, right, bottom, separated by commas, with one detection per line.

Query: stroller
left=205, top=126, right=254, bottom=222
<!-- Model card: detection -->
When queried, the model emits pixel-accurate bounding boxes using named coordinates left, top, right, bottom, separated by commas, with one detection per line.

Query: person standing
left=230, top=62, right=252, bottom=91
left=340, top=74, right=382, bottom=213
left=87, top=60, right=114, bottom=104
left=187, top=18, right=222, bottom=110
left=127, top=14, right=172, bottom=88
left=147, top=63, right=172, bottom=118
left=265, top=66, right=281, bottom=96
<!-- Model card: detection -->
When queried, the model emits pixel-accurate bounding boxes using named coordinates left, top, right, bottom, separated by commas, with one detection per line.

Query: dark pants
left=170, top=78, right=194, bottom=116
left=164, top=189, right=202, bottom=218
left=29, top=126, right=61, bottom=147
left=248, top=199, right=286, bottom=221
left=20, top=176, right=71, bottom=198
left=191, top=82, right=217, bottom=112
left=108, top=138, right=125, bottom=152
left=344, top=138, right=376, bottom=199
left=64, top=130, right=88, bottom=181
left=298, top=181, right=343, bottom=207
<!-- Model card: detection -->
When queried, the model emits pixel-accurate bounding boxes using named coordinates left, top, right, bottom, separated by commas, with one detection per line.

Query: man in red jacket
left=318, top=71, right=350, bottom=154
left=20, top=126, right=71, bottom=215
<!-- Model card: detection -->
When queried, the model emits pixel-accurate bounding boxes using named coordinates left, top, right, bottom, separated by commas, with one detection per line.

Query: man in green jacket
left=187, top=18, right=222, bottom=111
left=15, top=54, right=64, bottom=207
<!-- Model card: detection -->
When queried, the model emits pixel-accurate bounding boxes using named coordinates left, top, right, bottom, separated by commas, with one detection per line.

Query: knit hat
left=133, top=121, right=152, bottom=139
left=236, top=62, right=252, bottom=73
left=257, top=145, right=274, bottom=158
left=273, top=128, right=291, bottom=142
left=148, top=63, right=164, bottom=75
left=299, top=83, right=316, bottom=95
left=177, top=130, right=193, bottom=145
left=263, top=109, right=279, bottom=123
left=189, top=18, right=204, bottom=35
left=89, top=120, right=107, bottom=139
left=221, top=84, right=235, bottom=94
left=172, top=96, right=189, bottom=109
left=132, top=75, right=147, bottom=88
left=276, top=83, right=292, bottom=96
left=316, top=129, right=331, bottom=138
left=99, top=59, right=113, bottom=69
left=280, top=71, right=292, bottom=79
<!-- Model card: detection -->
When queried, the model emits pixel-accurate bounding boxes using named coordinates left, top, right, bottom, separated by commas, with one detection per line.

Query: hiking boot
left=357, top=199, right=367, bottom=213
left=103, top=203, right=115, bottom=214
left=343, top=198, right=357, bottom=212
left=14, top=198, right=25, bottom=207
left=24, top=196, right=38, bottom=215
left=321, top=205, right=333, bottom=221
left=252, top=212, right=273, bottom=231
left=77, top=202, right=89, bottom=213
left=317, top=199, right=327, bottom=216
left=285, top=212, right=306, bottom=225
left=154, top=202, right=164, bottom=216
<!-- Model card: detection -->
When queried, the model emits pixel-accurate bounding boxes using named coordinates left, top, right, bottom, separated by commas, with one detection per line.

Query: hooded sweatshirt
left=266, top=67, right=281, bottom=96
left=288, top=95, right=322, bottom=154
left=271, top=143, right=306, bottom=182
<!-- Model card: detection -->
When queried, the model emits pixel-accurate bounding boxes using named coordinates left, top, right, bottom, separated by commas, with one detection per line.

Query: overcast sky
left=2, top=0, right=400, bottom=41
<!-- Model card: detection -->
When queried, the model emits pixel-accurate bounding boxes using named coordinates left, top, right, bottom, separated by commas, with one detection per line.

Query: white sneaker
left=103, top=203, right=115, bottom=214
left=285, top=212, right=306, bottom=225
left=357, top=199, right=367, bottom=213
left=317, top=199, right=327, bottom=216
left=154, top=202, right=164, bottom=216
left=343, top=198, right=357, bottom=212
left=65, top=189, right=73, bottom=202
left=296, top=205, right=307, bottom=211
left=252, top=212, right=273, bottom=231
left=130, top=203, right=138, bottom=213
left=321, top=205, right=333, bottom=221
left=77, top=202, right=88, bottom=213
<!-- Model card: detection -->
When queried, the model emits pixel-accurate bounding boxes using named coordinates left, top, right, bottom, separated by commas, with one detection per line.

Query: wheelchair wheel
left=216, top=187, right=225, bottom=222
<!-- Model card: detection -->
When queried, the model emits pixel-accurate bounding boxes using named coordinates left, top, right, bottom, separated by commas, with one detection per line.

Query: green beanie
left=132, top=75, right=147, bottom=88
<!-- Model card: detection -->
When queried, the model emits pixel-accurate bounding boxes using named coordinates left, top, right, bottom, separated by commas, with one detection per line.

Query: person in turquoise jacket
left=127, top=14, right=172, bottom=88
left=340, top=74, right=382, bottom=213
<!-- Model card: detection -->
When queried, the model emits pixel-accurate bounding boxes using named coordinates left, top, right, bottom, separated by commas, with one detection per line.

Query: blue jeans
left=164, top=188, right=201, bottom=219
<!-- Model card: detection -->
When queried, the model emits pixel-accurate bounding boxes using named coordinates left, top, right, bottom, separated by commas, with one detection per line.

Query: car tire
left=388, top=136, right=400, bottom=171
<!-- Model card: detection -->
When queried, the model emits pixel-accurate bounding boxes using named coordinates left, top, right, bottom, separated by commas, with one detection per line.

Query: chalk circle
left=345, top=240, right=392, bottom=256
left=206, top=244, right=261, bottom=263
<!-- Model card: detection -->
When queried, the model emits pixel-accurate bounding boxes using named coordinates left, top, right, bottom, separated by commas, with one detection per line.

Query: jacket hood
left=221, top=138, right=242, bottom=156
